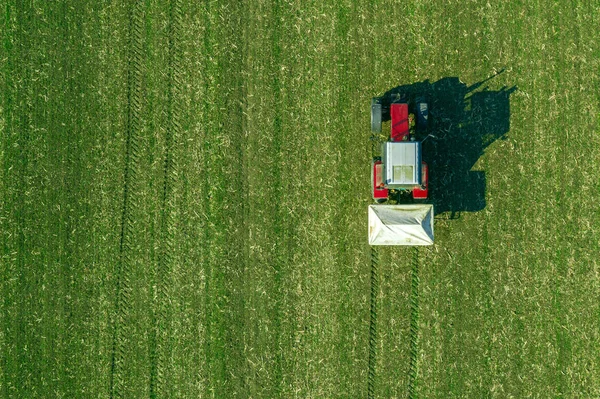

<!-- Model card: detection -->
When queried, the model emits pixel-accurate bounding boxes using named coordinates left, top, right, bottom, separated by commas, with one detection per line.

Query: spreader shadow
left=378, top=73, right=516, bottom=218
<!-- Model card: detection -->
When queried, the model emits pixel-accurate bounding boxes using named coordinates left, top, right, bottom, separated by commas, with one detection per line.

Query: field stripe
left=269, top=1, right=284, bottom=393
left=149, top=0, right=182, bottom=396
left=197, top=2, right=248, bottom=395
left=109, top=2, right=145, bottom=398
left=331, top=2, right=372, bottom=395
left=243, top=1, right=304, bottom=395
left=1, top=2, right=18, bottom=395
left=10, top=2, right=36, bottom=395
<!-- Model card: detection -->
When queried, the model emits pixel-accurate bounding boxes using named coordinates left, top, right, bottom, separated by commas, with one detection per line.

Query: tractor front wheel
left=416, top=101, right=428, bottom=130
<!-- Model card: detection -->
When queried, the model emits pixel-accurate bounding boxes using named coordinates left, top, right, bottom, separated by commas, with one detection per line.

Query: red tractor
left=371, top=98, right=430, bottom=204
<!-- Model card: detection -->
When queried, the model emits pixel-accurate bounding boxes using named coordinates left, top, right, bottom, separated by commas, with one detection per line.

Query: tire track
left=149, top=0, right=182, bottom=397
left=408, top=247, right=420, bottom=399
left=109, top=2, right=145, bottom=398
left=368, top=62, right=379, bottom=399
left=367, top=247, right=379, bottom=399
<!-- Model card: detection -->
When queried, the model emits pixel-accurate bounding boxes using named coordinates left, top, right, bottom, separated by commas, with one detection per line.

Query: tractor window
left=393, top=165, right=413, bottom=183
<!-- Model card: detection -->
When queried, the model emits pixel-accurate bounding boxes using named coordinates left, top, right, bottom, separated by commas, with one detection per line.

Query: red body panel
left=412, top=162, right=429, bottom=199
left=390, top=103, right=409, bottom=142
left=372, top=160, right=388, bottom=199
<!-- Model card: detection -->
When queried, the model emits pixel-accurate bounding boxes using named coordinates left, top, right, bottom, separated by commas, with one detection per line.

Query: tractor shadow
left=380, top=74, right=516, bottom=218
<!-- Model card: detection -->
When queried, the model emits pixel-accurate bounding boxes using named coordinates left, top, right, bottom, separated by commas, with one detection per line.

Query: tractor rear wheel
left=416, top=100, right=428, bottom=130
left=371, top=98, right=382, bottom=133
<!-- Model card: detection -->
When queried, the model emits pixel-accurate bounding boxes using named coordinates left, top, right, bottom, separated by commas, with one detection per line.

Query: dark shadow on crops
left=377, top=74, right=516, bottom=218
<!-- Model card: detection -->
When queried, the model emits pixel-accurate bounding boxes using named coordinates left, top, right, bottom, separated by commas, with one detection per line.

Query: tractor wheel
left=416, top=101, right=428, bottom=130
left=371, top=98, right=382, bottom=133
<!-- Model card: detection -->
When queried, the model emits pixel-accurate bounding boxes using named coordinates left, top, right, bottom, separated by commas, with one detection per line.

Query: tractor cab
left=371, top=101, right=429, bottom=203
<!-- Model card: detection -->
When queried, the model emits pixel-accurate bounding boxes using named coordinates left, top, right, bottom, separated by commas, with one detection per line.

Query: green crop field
left=1, top=0, right=600, bottom=398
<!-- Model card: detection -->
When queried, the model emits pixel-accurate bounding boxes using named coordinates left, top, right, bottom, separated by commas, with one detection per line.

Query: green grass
left=1, top=0, right=600, bottom=398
